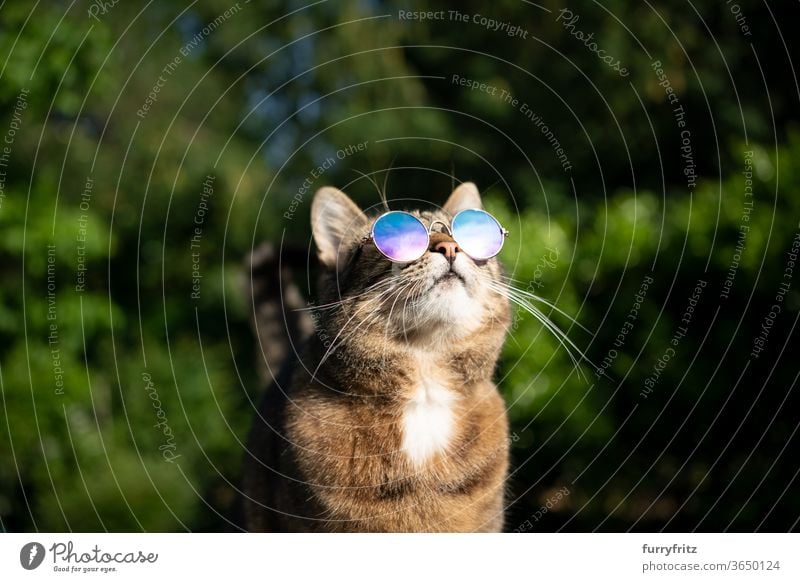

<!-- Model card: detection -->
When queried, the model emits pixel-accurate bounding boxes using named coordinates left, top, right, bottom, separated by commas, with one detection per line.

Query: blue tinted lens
left=451, top=209, right=505, bottom=259
left=372, top=212, right=429, bottom=262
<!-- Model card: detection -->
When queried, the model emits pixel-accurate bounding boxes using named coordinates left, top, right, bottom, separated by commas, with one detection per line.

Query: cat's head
left=310, top=183, right=510, bottom=345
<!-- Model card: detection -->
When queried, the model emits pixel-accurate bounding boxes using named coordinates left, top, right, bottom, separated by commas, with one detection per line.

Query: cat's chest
left=400, top=372, right=458, bottom=466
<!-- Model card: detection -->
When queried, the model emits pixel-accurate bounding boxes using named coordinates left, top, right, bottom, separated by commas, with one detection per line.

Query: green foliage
left=1, top=0, right=798, bottom=531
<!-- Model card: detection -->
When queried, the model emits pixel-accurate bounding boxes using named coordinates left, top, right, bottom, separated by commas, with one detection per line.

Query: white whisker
left=483, top=278, right=594, bottom=381
left=502, top=284, right=592, bottom=335
left=295, top=276, right=404, bottom=312
left=310, top=283, right=401, bottom=381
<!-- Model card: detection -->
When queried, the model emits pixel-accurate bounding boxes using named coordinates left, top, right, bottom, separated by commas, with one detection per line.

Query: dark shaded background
left=1, top=0, right=799, bottom=532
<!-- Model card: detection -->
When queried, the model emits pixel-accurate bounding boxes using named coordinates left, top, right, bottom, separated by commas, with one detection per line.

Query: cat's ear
left=311, top=186, right=368, bottom=269
left=443, top=182, right=482, bottom=215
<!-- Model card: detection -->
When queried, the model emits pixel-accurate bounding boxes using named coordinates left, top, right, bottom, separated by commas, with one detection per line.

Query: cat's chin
left=386, top=255, right=490, bottom=339
left=400, top=255, right=481, bottom=333
left=414, top=281, right=484, bottom=336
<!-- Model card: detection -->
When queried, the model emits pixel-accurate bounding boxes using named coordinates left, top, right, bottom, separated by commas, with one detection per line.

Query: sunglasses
left=361, top=209, right=509, bottom=262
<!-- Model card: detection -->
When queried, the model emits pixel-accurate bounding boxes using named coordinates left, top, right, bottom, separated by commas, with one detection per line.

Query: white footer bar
left=2, top=533, right=797, bottom=581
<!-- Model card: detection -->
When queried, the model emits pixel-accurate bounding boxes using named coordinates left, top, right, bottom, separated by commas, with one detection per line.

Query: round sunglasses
left=361, top=209, right=509, bottom=262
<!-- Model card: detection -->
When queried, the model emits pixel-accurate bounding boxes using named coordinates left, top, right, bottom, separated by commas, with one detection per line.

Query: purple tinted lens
left=372, top=211, right=429, bottom=262
left=452, top=209, right=505, bottom=259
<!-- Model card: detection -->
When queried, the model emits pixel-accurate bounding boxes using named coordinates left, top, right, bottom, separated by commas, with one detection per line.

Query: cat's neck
left=304, top=321, right=506, bottom=396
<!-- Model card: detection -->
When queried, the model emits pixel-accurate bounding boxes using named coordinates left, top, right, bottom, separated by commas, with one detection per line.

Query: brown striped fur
left=242, top=183, right=511, bottom=532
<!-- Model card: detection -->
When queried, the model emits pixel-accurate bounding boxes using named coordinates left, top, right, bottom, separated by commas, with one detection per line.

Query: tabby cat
left=241, top=182, right=512, bottom=532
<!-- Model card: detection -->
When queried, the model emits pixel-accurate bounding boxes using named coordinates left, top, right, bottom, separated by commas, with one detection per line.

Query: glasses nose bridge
left=427, top=218, right=453, bottom=236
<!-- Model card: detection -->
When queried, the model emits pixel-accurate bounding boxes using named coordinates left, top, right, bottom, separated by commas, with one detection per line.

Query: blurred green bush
left=1, top=0, right=798, bottom=531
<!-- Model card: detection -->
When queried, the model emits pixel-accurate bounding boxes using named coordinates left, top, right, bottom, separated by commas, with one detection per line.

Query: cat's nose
left=429, top=232, right=460, bottom=264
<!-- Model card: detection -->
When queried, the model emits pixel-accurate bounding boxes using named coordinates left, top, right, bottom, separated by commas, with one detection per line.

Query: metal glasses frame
left=361, top=208, right=509, bottom=262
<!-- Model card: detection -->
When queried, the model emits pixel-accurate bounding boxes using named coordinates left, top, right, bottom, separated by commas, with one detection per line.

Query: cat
left=241, top=182, right=512, bottom=532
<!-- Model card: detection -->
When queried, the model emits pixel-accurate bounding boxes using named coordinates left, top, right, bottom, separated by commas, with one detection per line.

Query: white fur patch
left=401, top=374, right=456, bottom=466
